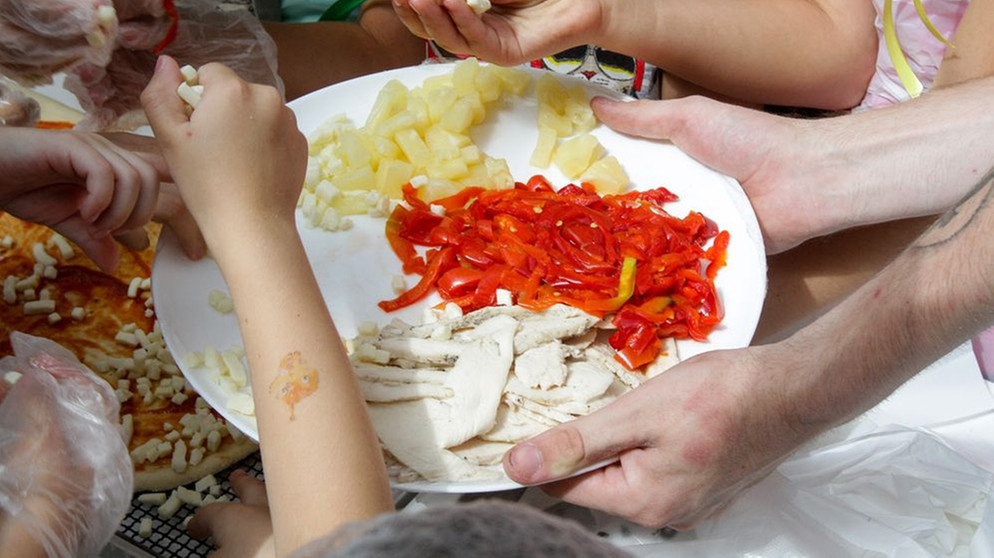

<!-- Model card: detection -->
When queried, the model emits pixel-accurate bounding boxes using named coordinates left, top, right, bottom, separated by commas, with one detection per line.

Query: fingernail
left=508, top=443, right=543, bottom=480
left=155, top=55, right=168, bottom=73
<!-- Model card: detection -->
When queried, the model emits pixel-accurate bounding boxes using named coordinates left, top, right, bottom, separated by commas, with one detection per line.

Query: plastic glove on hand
left=0, top=332, right=133, bottom=558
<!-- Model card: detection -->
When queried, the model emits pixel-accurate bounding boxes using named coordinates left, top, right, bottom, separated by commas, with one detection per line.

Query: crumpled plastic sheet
left=627, top=420, right=993, bottom=557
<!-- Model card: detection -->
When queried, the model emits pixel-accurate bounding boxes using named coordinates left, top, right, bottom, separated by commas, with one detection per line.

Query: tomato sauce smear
left=379, top=175, right=730, bottom=370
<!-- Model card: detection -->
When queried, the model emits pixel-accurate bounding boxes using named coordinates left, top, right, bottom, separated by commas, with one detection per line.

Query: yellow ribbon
left=882, top=0, right=956, bottom=98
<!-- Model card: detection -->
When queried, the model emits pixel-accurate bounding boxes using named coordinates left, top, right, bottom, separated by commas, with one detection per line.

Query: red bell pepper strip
left=378, top=246, right=457, bottom=312
left=152, top=0, right=180, bottom=54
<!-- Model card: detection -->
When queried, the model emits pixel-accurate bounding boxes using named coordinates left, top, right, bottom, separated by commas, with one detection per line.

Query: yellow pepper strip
left=883, top=0, right=957, bottom=99
left=587, top=256, right=637, bottom=312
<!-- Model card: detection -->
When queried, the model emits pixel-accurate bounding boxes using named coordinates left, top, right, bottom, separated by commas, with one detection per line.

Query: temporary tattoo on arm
left=914, top=167, right=994, bottom=249
left=269, top=351, right=319, bottom=420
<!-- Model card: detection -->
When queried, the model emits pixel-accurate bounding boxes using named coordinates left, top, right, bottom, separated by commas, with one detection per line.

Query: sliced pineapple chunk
left=554, top=133, right=603, bottom=179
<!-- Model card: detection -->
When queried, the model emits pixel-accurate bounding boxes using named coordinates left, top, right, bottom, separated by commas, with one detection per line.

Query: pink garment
left=854, top=0, right=968, bottom=111
left=973, top=327, right=994, bottom=381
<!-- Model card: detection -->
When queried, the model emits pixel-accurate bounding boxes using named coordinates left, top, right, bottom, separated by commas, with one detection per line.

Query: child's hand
left=140, top=55, right=307, bottom=248
left=0, top=127, right=204, bottom=271
left=187, top=470, right=275, bottom=558
left=394, top=0, right=601, bottom=66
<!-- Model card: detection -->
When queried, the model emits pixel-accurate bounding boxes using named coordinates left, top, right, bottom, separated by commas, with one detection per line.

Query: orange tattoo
left=269, top=351, right=319, bottom=420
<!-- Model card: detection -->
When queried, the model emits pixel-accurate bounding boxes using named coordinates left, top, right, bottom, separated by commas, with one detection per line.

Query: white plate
left=152, top=63, right=768, bottom=493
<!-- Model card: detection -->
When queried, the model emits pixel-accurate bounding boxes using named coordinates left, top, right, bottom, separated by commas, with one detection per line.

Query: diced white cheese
left=189, top=447, right=205, bottom=467
left=138, top=517, right=153, bottom=538
left=177, top=81, right=203, bottom=109
left=208, top=290, right=234, bottom=314
left=96, top=5, right=116, bottom=26
left=23, top=299, right=55, bottom=315
left=127, top=277, right=142, bottom=298
left=495, top=288, right=513, bottom=306
left=16, top=275, right=38, bottom=291
left=32, top=243, right=57, bottom=266
left=137, top=492, right=167, bottom=506
left=391, top=275, right=407, bottom=294
left=465, top=0, right=491, bottom=14
left=171, top=440, right=188, bottom=474
left=157, top=492, right=182, bottom=520
left=183, top=351, right=204, bottom=368
left=221, top=349, right=246, bottom=387
left=203, top=345, right=221, bottom=369
left=206, top=429, right=222, bottom=452
left=115, top=331, right=139, bottom=347
left=3, top=276, right=17, bottom=304
left=49, top=234, right=75, bottom=260
left=179, top=65, right=199, bottom=85
left=194, top=474, right=218, bottom=493
left=70, top=306, right=85, bottom=320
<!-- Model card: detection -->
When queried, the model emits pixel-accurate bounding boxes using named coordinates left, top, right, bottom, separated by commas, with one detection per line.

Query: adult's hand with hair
left=503, top=75, right=994, bottom=530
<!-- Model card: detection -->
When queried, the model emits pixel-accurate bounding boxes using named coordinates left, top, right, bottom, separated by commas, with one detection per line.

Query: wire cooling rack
left=114, top=453, right=266, bottom=557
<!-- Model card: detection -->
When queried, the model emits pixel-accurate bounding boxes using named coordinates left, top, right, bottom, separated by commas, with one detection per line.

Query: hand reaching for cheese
left=0, top=126, right=206, bottom=271
left=141, top=55, right=307, bottom=249
left=0, top=332, right=133, bottom=557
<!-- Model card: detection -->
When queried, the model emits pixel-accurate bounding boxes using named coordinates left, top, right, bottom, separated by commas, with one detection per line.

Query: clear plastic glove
left=0, top=332, right=134, bottom=558
left=113, top=0, right=175, bottom=51
left=0, top=0, right=118, bottom=85
left=66, top=0, right=282, bottom=131
left=0, top=80, right=40, bottom=127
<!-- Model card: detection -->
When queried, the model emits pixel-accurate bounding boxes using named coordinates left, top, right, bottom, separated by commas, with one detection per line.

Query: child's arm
left=396, top=0, right=877, bottom=109
left=141, top=56, right=394, bottom=556
left=265, top=0, right=426, bottom=100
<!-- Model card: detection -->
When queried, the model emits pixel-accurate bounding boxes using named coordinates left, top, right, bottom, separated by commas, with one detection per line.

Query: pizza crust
left=134, top=435, right=258, bottom=493
left=0, top=214, right=256, bottom=493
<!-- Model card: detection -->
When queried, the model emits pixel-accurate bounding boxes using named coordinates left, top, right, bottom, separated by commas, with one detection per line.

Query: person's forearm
left=775, top=171, right=994, bottom=433
left=205, top=220, right=393, bottom=556
left=815, top=76, right=994, bottom=233
left=594, top=0, right=876, bottom=109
